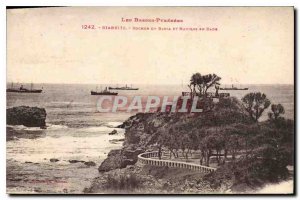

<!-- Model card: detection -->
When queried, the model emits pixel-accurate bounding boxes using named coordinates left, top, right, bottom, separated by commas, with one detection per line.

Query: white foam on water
left=7, top=124, right=69, bottom=131
left=7, top=131, right=125, bottom=164
left=106, top=121, right=123, bottom=127
left=23, top=127, right=43, bottom=131
left=7, top=125, right=41, bottom=131
left=7, top=122, right=126, bottom=164
left=81, top=126, right=124, bottom=133
left=47, top=124, right=69, bottom=130
left=50, top=101, right=93, bottom=105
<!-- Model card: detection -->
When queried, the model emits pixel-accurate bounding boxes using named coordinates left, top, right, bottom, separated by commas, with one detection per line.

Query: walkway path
left=138, top=151, right=217, bottom=173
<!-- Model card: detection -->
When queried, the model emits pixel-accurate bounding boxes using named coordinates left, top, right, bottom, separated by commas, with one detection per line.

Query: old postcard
left=6, top=7, right=294, bottom=194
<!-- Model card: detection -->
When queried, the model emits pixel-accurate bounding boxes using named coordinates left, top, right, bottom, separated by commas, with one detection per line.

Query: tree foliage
left=188, top=73, right=221, bottom=97
left=242, top=92, right=271, bottom=122
left=268, top=104, right=285, bottom=121
left=154, top=94, right=293, bottom=189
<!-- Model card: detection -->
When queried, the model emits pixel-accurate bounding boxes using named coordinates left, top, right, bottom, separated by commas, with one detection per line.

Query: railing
left=137, top=151, right=216, bottom=173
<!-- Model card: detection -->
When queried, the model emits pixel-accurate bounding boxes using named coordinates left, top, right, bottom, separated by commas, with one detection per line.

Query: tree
left=202, top=74, right=221, bottom=95
left=241, top=92, right=271, bottom=122
left=180, top=133, right=192, bottom=161
left=157, top=128, right=181, bottom=159
left=190, top=73, right=203, bottom=96
left=268, top=104, right=285, bottom=121
left=222, top=125, right=245, bottom=161
left=189, top=73, right=221, bottom=97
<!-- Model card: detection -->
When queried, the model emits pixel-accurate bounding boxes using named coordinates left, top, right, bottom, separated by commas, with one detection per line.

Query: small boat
left=109, top=84, right=139, bottom=90
left=219, top=84, right=248, bottom=91
left=91, top=87, right=118, bottom=95
left=6, top=83, right=43, bottom=93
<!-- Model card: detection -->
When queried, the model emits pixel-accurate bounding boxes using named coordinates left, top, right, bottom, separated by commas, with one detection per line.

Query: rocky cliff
left=98, top=97, right=250, bottom=172
left=7, top=106, right=47, bottom=128
left=98, top=112, right=173, bottom=172
left=90, top=96, right=294, bottom=194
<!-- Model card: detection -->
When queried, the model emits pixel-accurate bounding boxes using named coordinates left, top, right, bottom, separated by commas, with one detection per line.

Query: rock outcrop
left=69, top=160, right=85, bottom=164
left=50, top=158, right=59, bottom=162
left=98, top=112, right=171, bottom=172
left=98, top=148, right=144, bottom=172
left=99, top=99, right=249, bottom=173
left=108, top=129, right=117, bottom=135
left=7, top=106, right=47, bottom=128
left=84, top=161, right=96, bottom=167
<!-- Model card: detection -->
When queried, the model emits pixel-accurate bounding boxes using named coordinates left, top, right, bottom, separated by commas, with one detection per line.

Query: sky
left=7, top=7, right=294, bottom=85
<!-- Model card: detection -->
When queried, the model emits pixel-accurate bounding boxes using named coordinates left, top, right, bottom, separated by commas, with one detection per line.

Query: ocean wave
left=49, top=101, right=93, bottom=106
left=7, top=125, right=42, bottom=131
left=7, top=122, right=124, bottom=133
left=106, top=122, right=123, bottom=128
left=82, top=126, right=124, bottom=133
left=7, top=124, right=69, bottom=131
left=47, top=124, right=69, bottom=130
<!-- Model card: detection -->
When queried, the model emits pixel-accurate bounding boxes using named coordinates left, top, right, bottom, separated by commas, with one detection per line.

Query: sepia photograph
left=6, top=6, right=294, bottom=194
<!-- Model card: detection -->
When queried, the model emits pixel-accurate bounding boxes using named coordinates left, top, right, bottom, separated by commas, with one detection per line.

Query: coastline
left=85, top=97, right=294, bottom=194
left=6, top=85, right=295, bottom=194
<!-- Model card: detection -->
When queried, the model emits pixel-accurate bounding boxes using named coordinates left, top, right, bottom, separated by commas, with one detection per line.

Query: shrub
left=125, top=131, right=141, bottom=144
left=105, top=172, right=142, bottom=192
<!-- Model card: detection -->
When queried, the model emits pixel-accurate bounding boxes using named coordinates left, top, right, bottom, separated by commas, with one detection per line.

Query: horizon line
left=5, top=82, right=294, bottom=86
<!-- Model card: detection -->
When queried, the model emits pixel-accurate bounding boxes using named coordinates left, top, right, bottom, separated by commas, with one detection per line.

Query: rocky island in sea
left=7, top=106, right=47, bottom=141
